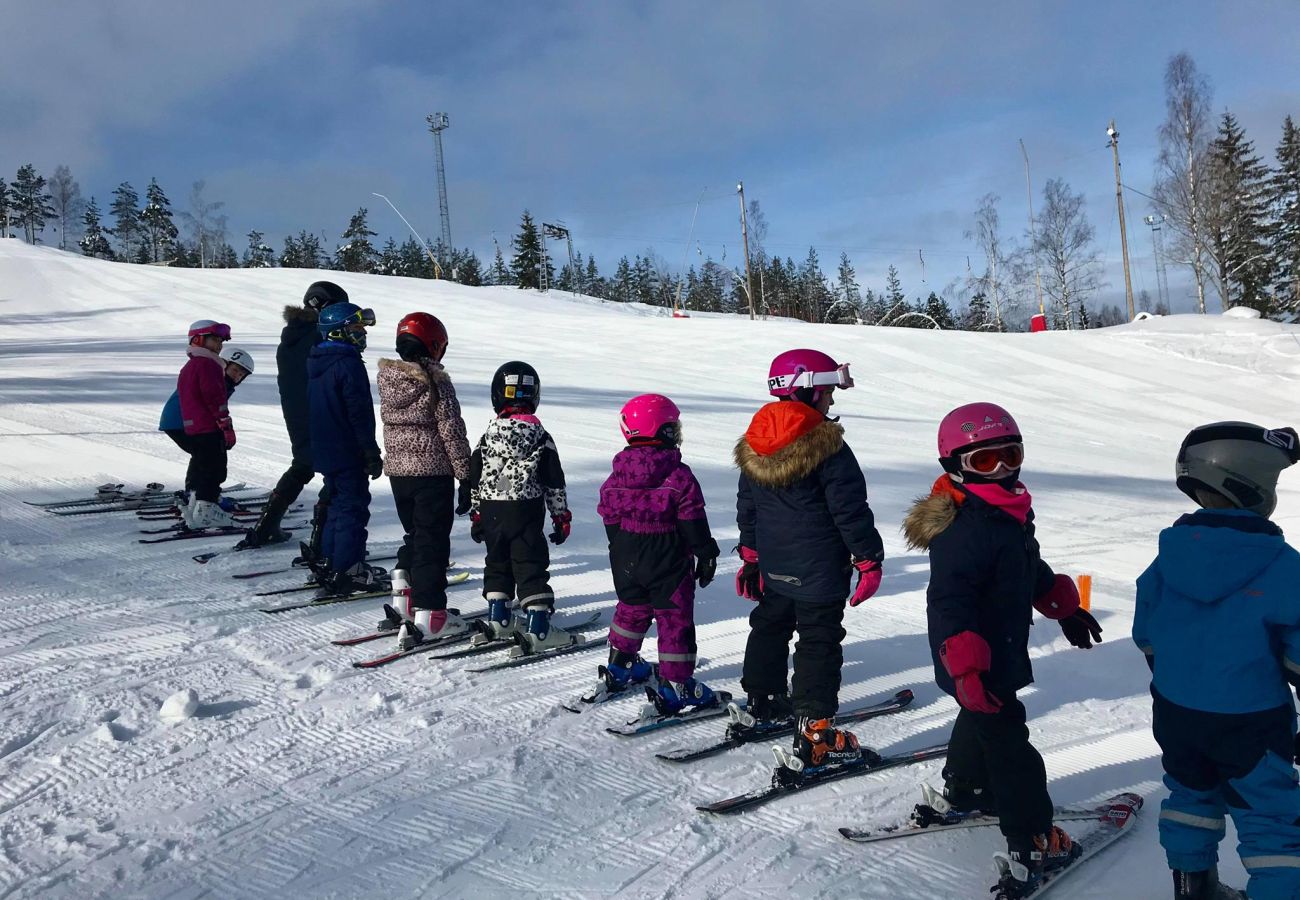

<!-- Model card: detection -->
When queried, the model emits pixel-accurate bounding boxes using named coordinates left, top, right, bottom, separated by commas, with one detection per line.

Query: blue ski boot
left=647, top=676, right=718, bottom=717
left=517, top=606, right=574, bottom=654
left=472, top=596, right=519, bottom=645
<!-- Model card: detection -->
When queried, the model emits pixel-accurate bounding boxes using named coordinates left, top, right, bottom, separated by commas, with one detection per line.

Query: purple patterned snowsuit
left=598, top=445, right=719, bottom=683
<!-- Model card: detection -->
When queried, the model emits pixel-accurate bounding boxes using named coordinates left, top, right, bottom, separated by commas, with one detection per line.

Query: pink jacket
left=178, top=345, right=229, bottom=436
left=377, top=358, right=471, bottom=479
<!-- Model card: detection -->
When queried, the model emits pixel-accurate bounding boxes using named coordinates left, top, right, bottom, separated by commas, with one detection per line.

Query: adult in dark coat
left=241, top=281, right=349, bottom=551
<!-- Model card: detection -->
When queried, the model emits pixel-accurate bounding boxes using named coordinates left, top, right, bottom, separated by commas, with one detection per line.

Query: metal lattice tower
left=1144, top=214, right=1170, bottom=311
left=426, top=113, right=453, bottom=255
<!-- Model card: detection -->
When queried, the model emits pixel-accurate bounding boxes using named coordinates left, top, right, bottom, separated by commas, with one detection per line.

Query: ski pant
left=944, top=696, right=1053, bottom=840
left=167, top=429, right=226, bottom=502
left=273, top=459, right=317, bottom=507
left=741, top=588, right=845, bottom=719
left=479, top=498, right=552, bottom=610
left=391, top=475, right=454, bottom=611
left=1152, top=688, right=1300, bottom=900
left=320, top=467, right=369, bottom=574
left=608, top=574, right=697, bottom=683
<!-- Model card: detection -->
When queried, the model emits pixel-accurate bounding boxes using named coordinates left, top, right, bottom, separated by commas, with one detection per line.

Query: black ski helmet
left=491, top=361, right=541, bottom=414
left=1176, top=421, right=1299, bottom=517
left=303, top=280, right=350, bottom=311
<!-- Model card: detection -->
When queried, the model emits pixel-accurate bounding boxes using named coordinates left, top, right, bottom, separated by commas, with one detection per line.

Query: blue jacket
left=159, top=379, right=235, bottom=433
left=307, top=341, right=379, bottom=474
left=1134, top=509, right=1300, bottom=715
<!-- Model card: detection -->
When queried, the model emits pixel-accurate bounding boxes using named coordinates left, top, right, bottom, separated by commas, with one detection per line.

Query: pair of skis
left=139, top=521, right=306, bottom=545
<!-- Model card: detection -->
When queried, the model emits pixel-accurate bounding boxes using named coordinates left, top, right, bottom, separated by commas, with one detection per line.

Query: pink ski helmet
left=188, top=319, right=231, bottom=344
left=620, top=394, right=681, bottom=445
left=767, top=349, right=853, bottom=403
left=937, top=402, right=1022, bottom=458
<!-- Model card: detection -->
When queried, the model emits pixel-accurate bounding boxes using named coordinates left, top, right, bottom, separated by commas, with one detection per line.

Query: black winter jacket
left=735, top=401, right=884, bottom=603
left=277, top=306, right=320, bottom=462
left=904, top=477, right=1056, bottom=698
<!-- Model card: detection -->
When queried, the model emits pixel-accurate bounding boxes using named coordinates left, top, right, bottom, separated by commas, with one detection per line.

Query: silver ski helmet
left=1176, top=421, right=1299, bottom=517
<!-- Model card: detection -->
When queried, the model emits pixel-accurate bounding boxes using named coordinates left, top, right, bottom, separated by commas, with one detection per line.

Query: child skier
left=160, top=341, right=254, bottom=527
left=241, top=281, right=349, bottom=552
left=734, top=349, right=884, bottom=770
left=376, top=312, right=473, bottom=649
left=595, top=394, right=722, bottom=714
left=466, top=361, right=573, bottom=653
left=1134, top=422, right=1300, bottom=900
left=307, top=302, right=385, bottom=595
left=903, top=402, right=1102, bottom=898
left=173, top=320, right=241, bottom=528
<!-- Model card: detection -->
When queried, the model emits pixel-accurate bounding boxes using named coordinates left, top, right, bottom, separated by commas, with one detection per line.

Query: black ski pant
left=167, top=429, right=226, bottom=502
left=741, top=588, right=845, bottom=719
left=945, top=696, right=1053, bottom=840
left=392, top=475, right=454, bottom=611
left=479, top=498, right=552, bottom=610
left=270, top=459, right=328, bottom=545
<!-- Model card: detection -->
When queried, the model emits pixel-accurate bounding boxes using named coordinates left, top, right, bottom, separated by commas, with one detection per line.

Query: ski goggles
left=340, top=308, right=377, bottom=328
left=959, top=441, right=1024, bottom=476
left=775, top=363, right=854, bottom=392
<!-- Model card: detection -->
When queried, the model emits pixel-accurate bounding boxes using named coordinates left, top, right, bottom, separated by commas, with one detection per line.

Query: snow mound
left=159, top=689, right=200, bottom=723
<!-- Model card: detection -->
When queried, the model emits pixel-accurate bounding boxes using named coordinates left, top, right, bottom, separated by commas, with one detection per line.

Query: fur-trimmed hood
left=903, top=477, right=965, bottom=550
left=378, top=356, right=449, bottom=385
left=283, top=305, right=318, bottom=325
left=734, top=402, right=845, bottom=489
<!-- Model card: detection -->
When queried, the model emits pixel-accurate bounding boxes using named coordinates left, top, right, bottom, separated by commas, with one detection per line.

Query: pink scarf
left=964, top=480, right=1033, bottom=524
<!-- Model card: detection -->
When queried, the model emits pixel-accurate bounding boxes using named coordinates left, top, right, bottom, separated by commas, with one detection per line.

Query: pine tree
left=797, top=247, right=832, bottom=322
left=830, top=251, right=861, bottom=322
left=633, top=254, right=656, bottom=304
left=109, top=183, right=140, bottom=261
left=77, top=198, right=113, bottom=259
left=924, top=292, right=956, bottom=329
left=243, top=230, right=276, bottom=268
left=883, top=265, right=905, bottom=323
left=47, top=165, right=85, bottom=250
left=375, top=237, right=402, bottom=276
left=488, top=244, right=512, bottom=285
left=1207, top=111, right=1273, bottom=313
left=335, top=208, right=378, bottom=273
left=613, top=257, right=633, bottom=301
left=297, top=231, right=325, bottom=269
left=510, top=210, right=551, bottom=289
left=279, top=235, right=302, bottom=267
left=584, top=256, right=603, bottom=298
left=455, top=248, right=484, bottom=286
left=1271, top=115, right=1300, bottom=318
left=11, top=164, right=55, bottom=243
left=139, top=178, right=179, bottom=262
left=964, top=292, right=991, bottom=330
left=398, top=238, right=434, bottom=278
left=214, top=243, right=239, bottom=268
left=0, top=177, right=11, bottom=238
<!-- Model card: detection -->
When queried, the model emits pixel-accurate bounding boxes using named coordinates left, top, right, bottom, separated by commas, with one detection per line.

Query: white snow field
left=1, top=239, right=1298, bottom=899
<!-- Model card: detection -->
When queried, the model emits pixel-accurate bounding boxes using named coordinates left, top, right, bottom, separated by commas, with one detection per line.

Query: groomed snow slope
left=1, top=240, right=1298, bottom=899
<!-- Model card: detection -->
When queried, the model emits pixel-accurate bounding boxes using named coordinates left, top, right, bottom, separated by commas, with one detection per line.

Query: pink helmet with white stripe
left=937, top=402, right=1021, bottom=457
left=767, top=349, right=853, bottom=405
left=620, top=394, right=681, bottom=445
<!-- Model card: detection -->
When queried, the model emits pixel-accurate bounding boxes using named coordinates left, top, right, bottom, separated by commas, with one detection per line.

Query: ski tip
left=895, top=688, right=915, bottom=703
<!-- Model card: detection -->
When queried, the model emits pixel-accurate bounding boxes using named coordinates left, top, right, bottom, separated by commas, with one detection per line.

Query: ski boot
left=328, top=561, right=389, bottom=596
left=381, top=569, right=412, bottom=631
left=513, top=606, right=576, bottom=656
left=912, top=772, right=996, bottom=827
left=472, top=597, right=521, bottom=645
left=784, top=716, right=867, bottom=773
left=646, top=674, right=719, bottom=717
left=1173, top=868, right=1247, bottom=900
left=994, top=827, right=1081, bottom=897
left=728, top=691, right=794, bottom=734
left=397, top=608, right=469, bottom=651
left=179, top=491, right=199, bottom=529
left=235, top=491, right=293, bottom=550
left=190, top=499, right=238, bottom=529
left=601, top=649, right=654, bottom=692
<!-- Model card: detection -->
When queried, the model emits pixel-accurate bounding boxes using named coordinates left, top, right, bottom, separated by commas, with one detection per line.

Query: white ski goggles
left=770, top=363, right=854, bottom=392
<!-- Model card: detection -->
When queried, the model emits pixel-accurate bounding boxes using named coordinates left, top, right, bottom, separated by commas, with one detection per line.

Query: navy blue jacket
left=277, top=306, right=320, bottom=463
left=904, top=478, right=1055, bottom=697
left=735, top=401, right=884, bottom=603
left=307, top=341, right=379, bottom=474
left=1134, top=509, right=1300, bottom=715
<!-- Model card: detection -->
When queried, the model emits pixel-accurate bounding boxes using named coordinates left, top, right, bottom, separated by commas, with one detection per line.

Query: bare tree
left=178, top=181, right=227, bottom=268
left=1032, top=178, right=1102, bottom=329
left=1154, top=52, right=1214, bottom=313
left=965, top=193, right=1015, bottom=329
left=46, top=165, right=85, bottom=250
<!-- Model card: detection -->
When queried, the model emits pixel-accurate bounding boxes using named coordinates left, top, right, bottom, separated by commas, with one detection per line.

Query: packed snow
left=1, top=240, right=1297, bottom=898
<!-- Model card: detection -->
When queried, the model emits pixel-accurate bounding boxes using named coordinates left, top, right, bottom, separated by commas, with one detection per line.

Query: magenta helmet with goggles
left=937, top=402, right=1022, bottom=458
left=766, top=349, right=853, bottom=405
left=619, top=393, right=681, bottom=446
left=188, top=319, right=231, bottom=344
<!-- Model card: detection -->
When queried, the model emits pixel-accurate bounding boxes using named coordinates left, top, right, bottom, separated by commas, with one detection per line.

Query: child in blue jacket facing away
left=1134, top=422, right=1300, bottom=900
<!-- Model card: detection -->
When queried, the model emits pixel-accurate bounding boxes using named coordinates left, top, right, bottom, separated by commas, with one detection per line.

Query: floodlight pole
left=737, top=181, right=756, bottom=320
left=1107, top=120, right=1136, bottom=321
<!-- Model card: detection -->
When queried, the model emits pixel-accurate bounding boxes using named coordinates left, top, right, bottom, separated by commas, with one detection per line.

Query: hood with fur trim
left=283, top=305, right=318, bottom=325
left=903, top=476, right=966, bottom=550
left=735, top=401, right=845, bottom=489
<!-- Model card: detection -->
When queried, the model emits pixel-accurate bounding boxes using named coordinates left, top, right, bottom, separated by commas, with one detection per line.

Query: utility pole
left=1144, top=213, right=1170, bottom=312
left=737, top=181, right=756, bottom=320
left=1107, top=120, right=1136, bottom=321
left=543, top=222, right=577, bottom=296
left=1019, top=139, right=1045, bottom=316
left=426, top=113, right=453, bottom=264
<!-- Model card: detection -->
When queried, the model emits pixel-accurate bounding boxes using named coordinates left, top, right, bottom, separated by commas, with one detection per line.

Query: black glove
left=364, top=451, right=384, bottom=480
left=1059, top=608, right=1103, bottom=649
left=470, top=512, right=484, bottom=544
left=695, top=555, right=717, bottom=588
left=455, top=482, right=472, bottom=516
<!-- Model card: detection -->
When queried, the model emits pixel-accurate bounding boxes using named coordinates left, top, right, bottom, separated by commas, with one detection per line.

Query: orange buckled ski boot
left=791, top=716, right=864, bottom=770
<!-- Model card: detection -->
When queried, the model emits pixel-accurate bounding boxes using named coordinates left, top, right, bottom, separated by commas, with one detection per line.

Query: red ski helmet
left=396, top=312, right=448, bottom=361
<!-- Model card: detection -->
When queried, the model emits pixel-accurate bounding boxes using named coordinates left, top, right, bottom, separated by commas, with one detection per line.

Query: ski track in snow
left=0, top=243, right=1293, bottom=897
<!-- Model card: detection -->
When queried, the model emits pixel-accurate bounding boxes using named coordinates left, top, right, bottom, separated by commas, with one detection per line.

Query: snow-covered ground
left=1, top=240, right=1297, bottom=898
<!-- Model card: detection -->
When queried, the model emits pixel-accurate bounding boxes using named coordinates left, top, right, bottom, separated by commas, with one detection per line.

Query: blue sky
left=3, top=0, right=1297, bottom=313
